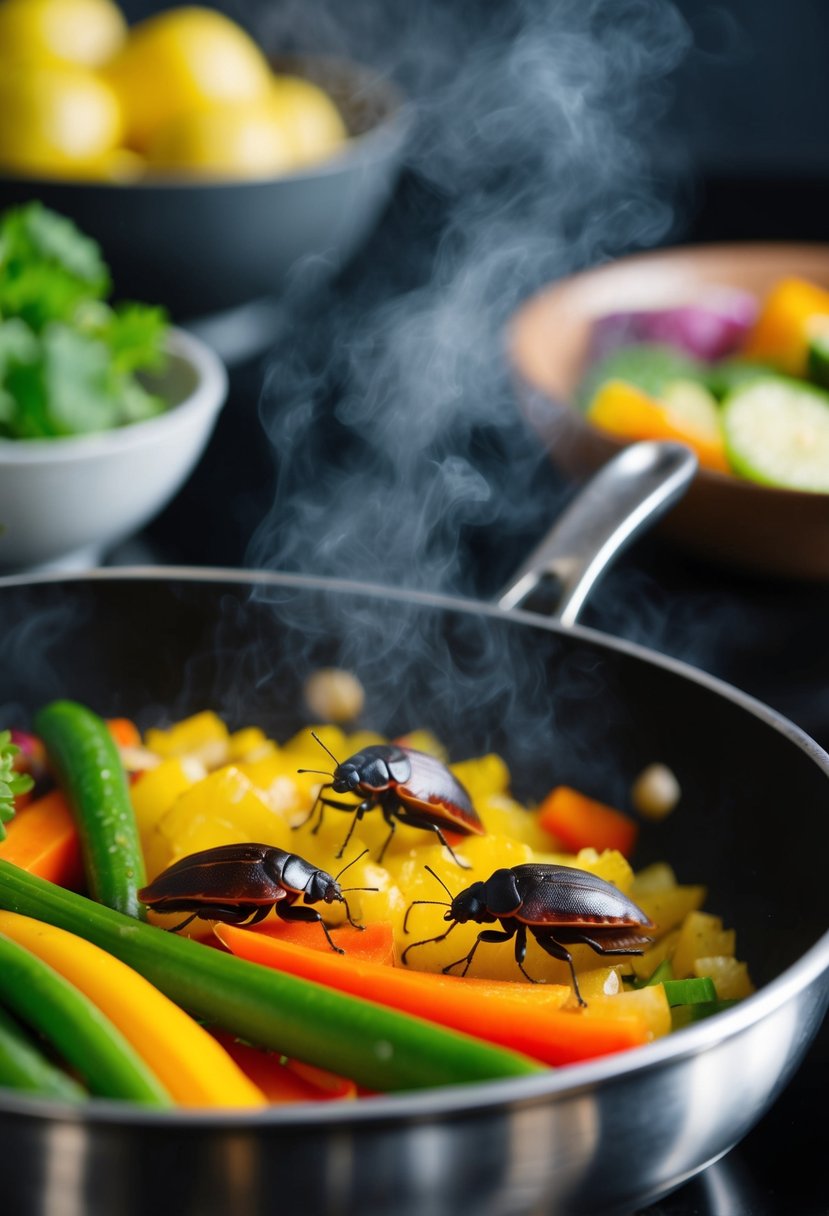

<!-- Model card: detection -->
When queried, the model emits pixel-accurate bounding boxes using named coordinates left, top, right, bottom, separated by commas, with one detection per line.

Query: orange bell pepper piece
left=741, top=276, right=829, bottom=376
left=106, top=718, right=142, bottom=749
left=587, top=379, right=729, bottom=472
left=0, top=790, right=83, bottom=888
left=215, top=922, right=653, bottom=1067
left=537, top=785, right=639, bottom=858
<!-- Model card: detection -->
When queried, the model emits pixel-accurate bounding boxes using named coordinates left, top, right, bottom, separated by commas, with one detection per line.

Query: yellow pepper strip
left=0, top=911, right=266, bottom=1109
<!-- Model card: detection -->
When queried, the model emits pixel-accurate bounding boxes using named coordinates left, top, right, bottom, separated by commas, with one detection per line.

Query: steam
left=243, top=0, right=692, bottom=598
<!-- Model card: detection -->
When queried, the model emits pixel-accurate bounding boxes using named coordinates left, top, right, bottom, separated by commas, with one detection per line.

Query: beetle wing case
left=511, top=863, right=652, bottom=928
left=397, top=750, right=485, bottom=835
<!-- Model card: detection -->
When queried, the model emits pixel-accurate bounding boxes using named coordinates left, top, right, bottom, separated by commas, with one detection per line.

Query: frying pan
left=0, top=443, right=827, bottom=1216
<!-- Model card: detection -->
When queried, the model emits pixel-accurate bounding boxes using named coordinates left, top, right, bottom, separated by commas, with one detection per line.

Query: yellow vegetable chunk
left=147, top=765, right=292, bottom=879
left=130, top=755, right=206, bottom=838
left=0, top=0, right=127, bottom=68
left=585, top=985, right=672, bottom=1040
left=672, top=912, right=736, bottom=979
left=694, top=956, right=755, bottom=1000
left=144, top=710, right=230, bottom=769
left=742, top=276, right=829, bottom=376
left=635, top=884, right=707, bottom=937
left=630, top=929, right=681, bottom=982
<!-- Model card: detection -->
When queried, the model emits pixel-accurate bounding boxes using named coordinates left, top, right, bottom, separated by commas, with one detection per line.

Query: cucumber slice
left=705, top=358, right=777, bottom=401
left=578, top=343, right=705, bottom=410
left=722, top=378, right=829, bottom=492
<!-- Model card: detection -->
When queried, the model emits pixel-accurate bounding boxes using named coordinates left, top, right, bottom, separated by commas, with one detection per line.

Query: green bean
left=0, top=861, right=543, bottom=1094
left=0, top=930, right=171, bottom=1106
left=0, top=1004, right=86, bottom=1102
left=35, top=700, right=146, bottom=918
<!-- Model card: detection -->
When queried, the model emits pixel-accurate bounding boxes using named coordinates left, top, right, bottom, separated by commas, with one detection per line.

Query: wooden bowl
left=509, top=243, right=829, bottom=580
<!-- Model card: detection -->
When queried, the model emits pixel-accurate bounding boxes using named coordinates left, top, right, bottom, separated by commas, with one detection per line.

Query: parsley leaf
left=0, top=730, right=34, bottom=840
left=0, top=203, right=170, bottom=438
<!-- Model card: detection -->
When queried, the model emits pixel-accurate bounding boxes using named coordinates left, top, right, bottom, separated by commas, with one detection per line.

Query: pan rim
left=0, top=563, right=827, bottom=1129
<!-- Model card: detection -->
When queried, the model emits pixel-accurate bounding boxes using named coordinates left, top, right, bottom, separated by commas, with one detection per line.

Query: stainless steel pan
left=0, top=443, right=826, bottom=1216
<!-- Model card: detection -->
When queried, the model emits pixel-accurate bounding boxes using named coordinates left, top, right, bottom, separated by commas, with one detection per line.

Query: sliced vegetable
left=216, top=921, right=656, bottom=1067
left=0, top=729, right=34, bottom=840
left=585, top=379, right=729, bottom=473
left=0, top=1004, right=86, bottom=1102
left=741, top=276, right=829, bottom=376
left=105, top=718, right=142, bottom=749
left=0, top=862, right=543, bottom=1092
left=661, top=976, right=717, bottom=1006
left=0, top=790, right=83, bottom=887
left=722, top=378, right=829, bottom=492
left=264, top=918, right=397, bottom=966
left=34, top=700, right=146, bottom=917
left=537, top=785, right=638, bottom=858
left=0, top=930, right=171, bottom=1106
left=578, top=343, right=705, bottom=408
left=589, top=292, right=757, bottom=363
left=807, top=330, right=829, bottom=389
left=210, top=1031, right=357, bottom=1103
left=0, top=910, right=266, bottom=1108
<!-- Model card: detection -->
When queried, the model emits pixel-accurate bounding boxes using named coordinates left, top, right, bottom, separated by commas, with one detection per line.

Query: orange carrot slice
left=537, top=785, right=638, bottom=857
left=0, top=790, right=83, bottom=887
left=215, top=923, right=652, bottom=1067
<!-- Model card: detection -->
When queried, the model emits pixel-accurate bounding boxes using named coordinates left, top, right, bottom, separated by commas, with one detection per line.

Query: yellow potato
left=0, top=61, right=122, bottom=176
left=103, top=5, right=273, bottom=151
left=0, top=0, right=126, bottom=67
left=270, top=74, right=348, bottom=167
left=146, top=101, right=297, bottom=179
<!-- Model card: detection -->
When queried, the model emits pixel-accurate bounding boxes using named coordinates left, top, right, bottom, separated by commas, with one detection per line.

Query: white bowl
left=0, top=328, right=227, bottom=572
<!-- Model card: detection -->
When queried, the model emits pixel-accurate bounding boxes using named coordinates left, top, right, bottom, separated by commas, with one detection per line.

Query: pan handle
left=497, top=441, right=698, bottom=626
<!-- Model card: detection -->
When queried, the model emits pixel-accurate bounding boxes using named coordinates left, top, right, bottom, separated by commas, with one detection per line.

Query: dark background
left=106, top=3, right=828, bottom=1213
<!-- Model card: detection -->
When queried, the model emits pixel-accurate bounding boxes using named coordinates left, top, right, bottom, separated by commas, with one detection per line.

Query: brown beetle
left=299, top=735, right=484, bottom=867
left=138, top=843, right=372, bottom=952
left=402, top=863, right=654, bottom=1005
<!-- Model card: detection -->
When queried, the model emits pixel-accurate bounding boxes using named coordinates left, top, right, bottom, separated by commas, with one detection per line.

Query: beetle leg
left=165, top=910, right=202, bottom=933
left=275, top=903, right=345, bottom=954
left=530, top=929, right=586, bottom=1007
left=400, top=919, right=459, bottom=966
left=510, top=923, right=541, bottom=984
left=334, top=800, right=373, bottom=859
left=443, top=925, right=517, bottom=978
left=392, top=809, right=471, bottom=869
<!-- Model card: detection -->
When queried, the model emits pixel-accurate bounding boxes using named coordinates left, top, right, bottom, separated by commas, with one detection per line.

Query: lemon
left=270, top=74, right=348, bottom=167
left=103, top=6, right=274, bottom=152
left=0, top=61, right=122, bottom=176
left=0, top=0, right=127, bottom=67
left=146, top=99, right=297, bottom=178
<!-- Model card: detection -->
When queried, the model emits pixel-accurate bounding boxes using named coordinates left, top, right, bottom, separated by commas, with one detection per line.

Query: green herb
left=0, top=202, right=169, bottom=439
left=0, top=731, right=34, bottom=841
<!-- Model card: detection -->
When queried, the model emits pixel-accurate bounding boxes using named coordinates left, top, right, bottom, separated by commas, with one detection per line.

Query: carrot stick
left=0, top=791, right=83, bottom=888
left=260, top=919, right=396, bottom=965
left=106, top=718, right=142, bottom=749
left=537, top=785, right=638, bottom=857
left=215, top=923, right=652, bottom=1067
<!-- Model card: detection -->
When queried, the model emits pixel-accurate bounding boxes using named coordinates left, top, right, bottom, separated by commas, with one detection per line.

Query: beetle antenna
left=424, top=864, right=456, bottom=902
left=401, top=920, right=458, bottom=966
left=402, top=897, right=450, bottom=935
left=334, top=848, right=369, bottom=883
left=311, top=730, right=341, bottom=765
left=296, top=767, right=333, bottom=778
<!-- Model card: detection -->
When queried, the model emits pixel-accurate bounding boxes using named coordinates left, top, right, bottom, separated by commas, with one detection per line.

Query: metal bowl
left=0, top=57, right=410, bottom=322
left=0, top=445, right=826, bottom=1216
left=508, top=243, right=829, bottom=581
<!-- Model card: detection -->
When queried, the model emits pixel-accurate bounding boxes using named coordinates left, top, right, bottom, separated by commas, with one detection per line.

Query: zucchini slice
left=722, top=378, right=829, bottom=492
